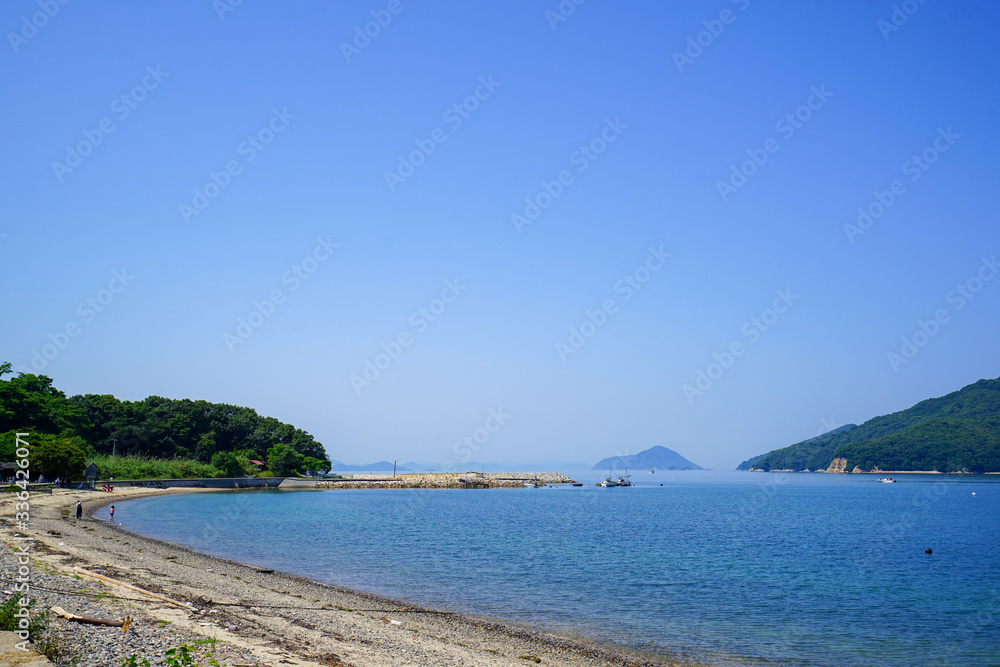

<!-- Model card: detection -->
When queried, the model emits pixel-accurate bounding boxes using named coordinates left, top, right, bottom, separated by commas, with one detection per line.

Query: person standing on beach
left=109, top=505, right=115, bottom=522
left=75, top=501, right=82, bottom=519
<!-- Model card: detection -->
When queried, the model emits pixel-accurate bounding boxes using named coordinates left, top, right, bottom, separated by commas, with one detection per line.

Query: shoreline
left=3, top=486, right=692, bottom=667
left=740, top=469, right=994, bottom=474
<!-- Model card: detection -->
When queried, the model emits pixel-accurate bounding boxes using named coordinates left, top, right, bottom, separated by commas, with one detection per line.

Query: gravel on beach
left=1, top=487, right=689, bottom=667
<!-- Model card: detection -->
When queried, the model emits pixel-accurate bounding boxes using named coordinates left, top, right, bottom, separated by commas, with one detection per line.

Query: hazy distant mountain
left=593, top=446, right=703, bottom=471
left=328, top=460, right=399, bottom=472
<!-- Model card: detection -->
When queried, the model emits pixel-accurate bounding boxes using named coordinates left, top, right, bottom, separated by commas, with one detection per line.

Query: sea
left=114, top=471, right=1000, bottom=666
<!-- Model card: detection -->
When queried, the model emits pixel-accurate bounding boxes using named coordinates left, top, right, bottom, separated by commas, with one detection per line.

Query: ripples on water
left=117, top=471, right=1000, bottom=666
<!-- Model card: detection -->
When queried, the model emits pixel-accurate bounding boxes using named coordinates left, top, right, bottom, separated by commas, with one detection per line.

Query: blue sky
left=3, top=1, right=998, bottom=470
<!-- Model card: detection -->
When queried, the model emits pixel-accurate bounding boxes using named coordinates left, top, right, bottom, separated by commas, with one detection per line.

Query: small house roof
left=249, top=460, right=265, bottom=466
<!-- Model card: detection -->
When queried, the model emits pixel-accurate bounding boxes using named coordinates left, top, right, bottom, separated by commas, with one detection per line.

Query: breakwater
left=317, top=472, right=576, bottom=489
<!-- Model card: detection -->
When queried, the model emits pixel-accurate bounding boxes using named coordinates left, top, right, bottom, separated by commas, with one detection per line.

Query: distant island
left=738, top=376, right=1000, bottom=473
left=593, top=445, right=703, bottom=471
left=329, top=460, right=417, bottom=472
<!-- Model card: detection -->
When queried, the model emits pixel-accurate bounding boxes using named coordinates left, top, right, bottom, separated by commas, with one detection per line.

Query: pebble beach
left=1, top=487, right=686, bottom=667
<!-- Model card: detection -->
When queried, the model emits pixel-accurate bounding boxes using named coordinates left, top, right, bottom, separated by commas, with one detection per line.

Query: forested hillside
left=738, top=377, right=1000, bottom=473
left=0, top=362, right=331, bottom=480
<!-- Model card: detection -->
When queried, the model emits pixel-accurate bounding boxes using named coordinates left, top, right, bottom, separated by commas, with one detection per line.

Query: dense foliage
left=0, top=362, right=331, bottom=479
left=738, top=377, right=1000, bottom=473
left=90, top=454, right=224, bottom=480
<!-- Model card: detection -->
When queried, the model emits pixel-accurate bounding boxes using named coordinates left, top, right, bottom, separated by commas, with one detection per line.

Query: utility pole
left=112, top=438, right=117, bottom=457
left=393, top=460, right=397, bottom=479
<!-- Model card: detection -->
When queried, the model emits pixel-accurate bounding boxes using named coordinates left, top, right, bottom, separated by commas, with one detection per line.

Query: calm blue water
left=115, top=471, right=1000, bottom=666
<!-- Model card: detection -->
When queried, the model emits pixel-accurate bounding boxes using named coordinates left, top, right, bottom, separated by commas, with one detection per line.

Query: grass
left=0, top=593, right=76, bottom=663
left=0, top=592, right=48, bottom=637
left=90, top=454, right=222, bottom=480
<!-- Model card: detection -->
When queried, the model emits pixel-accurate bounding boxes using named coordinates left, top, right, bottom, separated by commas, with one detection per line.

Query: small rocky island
left=593, top=445, right=703, bottom=471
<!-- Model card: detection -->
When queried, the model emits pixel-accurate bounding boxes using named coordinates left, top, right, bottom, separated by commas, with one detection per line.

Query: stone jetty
left=317, top=472, right=576, bottom=489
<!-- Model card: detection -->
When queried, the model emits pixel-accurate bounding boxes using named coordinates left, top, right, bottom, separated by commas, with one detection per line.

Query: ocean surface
left=114, top=471, right=1000, bottom=666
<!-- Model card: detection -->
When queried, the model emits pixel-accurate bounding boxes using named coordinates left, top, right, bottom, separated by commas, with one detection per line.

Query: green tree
left=33, top=434, right=88, bottom=481
left=0, top=371, right=93, bottom=438
left=210, top=451, right=243, bottom=477
left=267, top=443, right=304, bottom=476
left=302, top=457, right=327, bottom=475
left=195, top=431, right=217, bottom=462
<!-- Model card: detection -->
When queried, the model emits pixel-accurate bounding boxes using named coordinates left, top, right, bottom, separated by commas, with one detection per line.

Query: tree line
left=738, top=377, right=1000, bottom=473
left=0, top=362, right=331, bottom=481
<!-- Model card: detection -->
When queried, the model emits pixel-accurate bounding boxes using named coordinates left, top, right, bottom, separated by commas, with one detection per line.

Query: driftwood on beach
left=50, top=606, right=132, bottom=632
left=73, top=567, right=192, bottom=610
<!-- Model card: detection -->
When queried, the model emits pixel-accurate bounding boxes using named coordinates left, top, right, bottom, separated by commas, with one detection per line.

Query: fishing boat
left=597, top=477, right=619, bottom=487
left=877, top=477, right=896, bottom=483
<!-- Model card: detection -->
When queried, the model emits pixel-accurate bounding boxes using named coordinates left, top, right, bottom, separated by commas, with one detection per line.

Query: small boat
left=878, top=477, right=896, bottom=483
left=597, top=477, right=619, bottom=487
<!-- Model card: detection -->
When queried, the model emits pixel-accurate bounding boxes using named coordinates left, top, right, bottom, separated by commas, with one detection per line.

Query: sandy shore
left=1, top=487, right=690, bottom=667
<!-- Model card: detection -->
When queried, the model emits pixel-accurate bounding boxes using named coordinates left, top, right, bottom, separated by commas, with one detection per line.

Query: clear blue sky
left=3, top=1, right=998, bottom=470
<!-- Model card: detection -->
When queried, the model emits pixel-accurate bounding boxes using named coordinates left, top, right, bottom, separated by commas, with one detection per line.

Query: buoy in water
left=925, top=548, right=933, bottom=554
left=971, top=492, right=976, bottom=496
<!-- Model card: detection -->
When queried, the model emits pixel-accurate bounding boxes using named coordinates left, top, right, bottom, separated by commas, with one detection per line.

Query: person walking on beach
left=75, top=501, right=82, bottom=519
left=109, top=505, right=115, bottom=522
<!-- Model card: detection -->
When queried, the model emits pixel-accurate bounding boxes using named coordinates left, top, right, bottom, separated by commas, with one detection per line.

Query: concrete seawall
left=89, top=477, right=287, bottom=489
left=80, top=474, right=574, bottom=492
left=317, top=472, right=576, bottom=489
